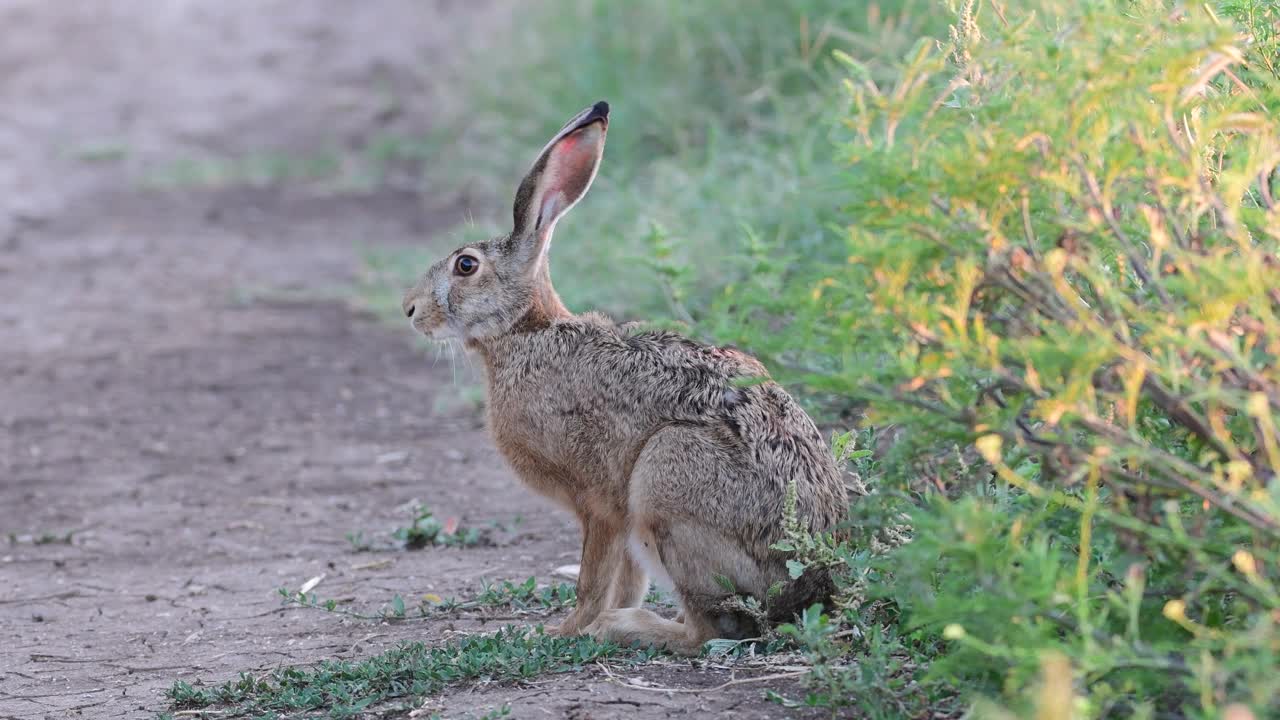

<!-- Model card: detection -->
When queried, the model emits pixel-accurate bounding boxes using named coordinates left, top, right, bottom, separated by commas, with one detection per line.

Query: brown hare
left=401, top=101, right=847, bottom=655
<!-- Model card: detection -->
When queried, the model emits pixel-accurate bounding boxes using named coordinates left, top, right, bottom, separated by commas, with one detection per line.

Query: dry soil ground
left=0, top=3, right=822, bottom=719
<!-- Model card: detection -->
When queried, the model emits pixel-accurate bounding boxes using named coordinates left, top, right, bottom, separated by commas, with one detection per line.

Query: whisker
left=460, top=341, right=475, bottom=373
left=448, top=340, right=459, bottom=386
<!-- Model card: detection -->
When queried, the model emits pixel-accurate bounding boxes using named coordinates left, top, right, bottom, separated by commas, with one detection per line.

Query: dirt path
left=0, top=4, right=819, bottom=719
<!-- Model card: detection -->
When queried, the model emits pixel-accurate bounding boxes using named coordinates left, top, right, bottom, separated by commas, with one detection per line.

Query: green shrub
left=739, top=0, right=1280, bottom=716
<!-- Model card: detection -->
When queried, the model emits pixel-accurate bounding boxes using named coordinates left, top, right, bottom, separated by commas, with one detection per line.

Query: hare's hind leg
left=587, top=520, right=763, bottom=655
left=590, top=426, right=775, bottom=654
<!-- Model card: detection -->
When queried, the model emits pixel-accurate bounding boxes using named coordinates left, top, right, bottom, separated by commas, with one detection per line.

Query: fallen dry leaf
left=299, top=573, right=326, bottom=594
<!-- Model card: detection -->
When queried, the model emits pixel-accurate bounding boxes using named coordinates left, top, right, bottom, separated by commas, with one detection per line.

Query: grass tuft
left=166, top=626, right=656, bottom=718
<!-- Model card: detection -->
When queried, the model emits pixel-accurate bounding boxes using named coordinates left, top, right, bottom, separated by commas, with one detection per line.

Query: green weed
left=428, top=577, right=577, bottom=616
left=393, top=503, right=488, bottom=549
left=164, top=626, right=655, bottom=718
left=767, top=605, right=959, bottom=718
left=346, top=502, right=492, bottom=553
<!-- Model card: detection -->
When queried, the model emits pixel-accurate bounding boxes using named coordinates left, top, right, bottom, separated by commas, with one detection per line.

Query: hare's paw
left=545, top=611, right=587, bottom=638
left=543, top=623, right=570, bottom=637
left=582, top=609, right=624, bottom=643
left=582, top=608, right=706, bottom=655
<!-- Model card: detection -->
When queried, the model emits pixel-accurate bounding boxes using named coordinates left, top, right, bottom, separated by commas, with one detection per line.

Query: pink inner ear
left=536, top=125, right=602, bottom=231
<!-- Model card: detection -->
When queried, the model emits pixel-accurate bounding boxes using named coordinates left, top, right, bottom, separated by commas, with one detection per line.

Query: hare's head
left=402, top=101, right=609, bottom=342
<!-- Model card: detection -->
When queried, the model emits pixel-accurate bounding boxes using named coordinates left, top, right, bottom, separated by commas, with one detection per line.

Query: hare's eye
left=454, top=255, right=479, bottom=276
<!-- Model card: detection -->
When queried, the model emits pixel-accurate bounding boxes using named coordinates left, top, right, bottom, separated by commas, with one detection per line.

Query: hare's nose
left=402, top=287, right=425, bottom=319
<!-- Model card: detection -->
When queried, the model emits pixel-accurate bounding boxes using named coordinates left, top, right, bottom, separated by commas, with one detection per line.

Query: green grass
left=167, top=575, right=789, bottom=718
left=425, top=577, right=579, bottom=616
left=164, top=626, right=656, bottom=718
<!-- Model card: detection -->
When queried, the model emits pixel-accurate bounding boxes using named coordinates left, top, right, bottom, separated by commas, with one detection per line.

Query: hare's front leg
left=548, top=515, right=626, bottom=636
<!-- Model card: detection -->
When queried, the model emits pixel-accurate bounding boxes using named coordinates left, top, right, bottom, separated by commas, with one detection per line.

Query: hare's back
left=571, top=322, right=846, bottom=526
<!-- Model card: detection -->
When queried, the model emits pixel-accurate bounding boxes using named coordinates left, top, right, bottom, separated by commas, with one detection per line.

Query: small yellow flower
left=1044, top=248, right=1068, bottom=274
left=1162, top=599, right=1187, bottom=622
left=1025, top=362, right=1042, bottom=393
left=1232, top=550, right=1258, bottom=577
left=975, top=434, right=1003, bottom=464
left=1226, top=461, right=1252, bottom=490
left=809, top=278, right=834, bottom=302
left=1245, top=392, right=1269, bottom=418
left=422, top=593, right=443, bottom=605
left=943, top=624, right=966, bottom=640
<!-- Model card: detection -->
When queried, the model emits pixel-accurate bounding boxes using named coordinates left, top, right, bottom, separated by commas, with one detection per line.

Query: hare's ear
left=510, top=101, right=609, bottom=268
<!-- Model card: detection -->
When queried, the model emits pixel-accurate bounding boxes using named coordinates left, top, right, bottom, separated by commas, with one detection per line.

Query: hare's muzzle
left=402, top=284, right=448, bottom=338
left=401, top=286, right=420, bottom=319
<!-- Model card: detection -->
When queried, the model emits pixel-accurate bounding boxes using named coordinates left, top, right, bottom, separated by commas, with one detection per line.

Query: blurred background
left=0, top=0, right=935, bottom=343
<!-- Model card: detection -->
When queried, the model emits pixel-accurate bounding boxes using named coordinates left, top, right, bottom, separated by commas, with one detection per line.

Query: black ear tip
left=591, top=100, right=610, bottom=118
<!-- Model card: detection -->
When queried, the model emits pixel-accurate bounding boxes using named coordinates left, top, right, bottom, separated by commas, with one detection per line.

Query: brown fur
left=401, top=102, right=847, bottom=654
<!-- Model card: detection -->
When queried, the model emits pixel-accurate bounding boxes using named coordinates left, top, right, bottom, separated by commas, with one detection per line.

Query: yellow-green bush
left=737, top=0, right=1279, bottom=716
